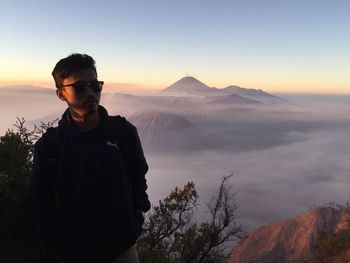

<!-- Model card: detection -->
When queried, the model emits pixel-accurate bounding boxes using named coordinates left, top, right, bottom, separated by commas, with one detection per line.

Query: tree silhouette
left=0, top=118, right=59, bottom=263
left=138, top=175, right=246, bottom=263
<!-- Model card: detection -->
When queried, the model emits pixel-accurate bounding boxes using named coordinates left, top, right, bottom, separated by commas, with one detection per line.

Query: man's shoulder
left=34, top=127, right=59, bottom=149
left=109, top=115, right=135, bottom=130
left=109, top=115, right=127, bottom=123
left=108, top=115, right=139, bottom=147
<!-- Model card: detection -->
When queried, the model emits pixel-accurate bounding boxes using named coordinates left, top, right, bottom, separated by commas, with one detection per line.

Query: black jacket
left=29, top=106, right=150, bottom=263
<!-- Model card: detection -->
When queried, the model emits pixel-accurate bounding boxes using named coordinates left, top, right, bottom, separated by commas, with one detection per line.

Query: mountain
left=206, top=94, right=262, bottom=105
left=160, top=76, right=216, bottom=95
left=128, top=111, right=218, bottom=152
left=222, top=86, right=287, bottom=104
left=227, top=207, right=350, bottom=263
left=222, top=86, right=271, bottom=97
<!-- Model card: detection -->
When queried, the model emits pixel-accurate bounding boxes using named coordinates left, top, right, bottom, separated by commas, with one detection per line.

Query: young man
left=29, top=54, right=150, bottom=263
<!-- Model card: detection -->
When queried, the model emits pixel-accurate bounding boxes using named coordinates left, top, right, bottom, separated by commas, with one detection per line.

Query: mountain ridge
left=228, top=207, right=350, bottom=263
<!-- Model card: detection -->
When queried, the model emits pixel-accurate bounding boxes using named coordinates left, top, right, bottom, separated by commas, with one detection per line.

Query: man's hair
left=52, top=53, right=97, bottom=88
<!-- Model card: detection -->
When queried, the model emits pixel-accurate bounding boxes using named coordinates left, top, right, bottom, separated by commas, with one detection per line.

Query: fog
left=1, top=86, right=350, bottom=231
left=145, top=126, right=350, bottom=229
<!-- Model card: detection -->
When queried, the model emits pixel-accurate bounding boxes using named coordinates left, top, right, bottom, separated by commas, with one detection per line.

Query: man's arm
left=28, top=137, right=57, bottom=246
left=126, top=122, right=151, bottom=213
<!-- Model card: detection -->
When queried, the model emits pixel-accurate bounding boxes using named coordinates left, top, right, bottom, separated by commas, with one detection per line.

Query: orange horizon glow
left=0, top=78, right=349, bottom=95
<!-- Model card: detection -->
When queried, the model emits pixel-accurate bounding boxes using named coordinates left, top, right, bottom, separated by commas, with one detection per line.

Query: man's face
left=56, top=68, right=102, bottom=116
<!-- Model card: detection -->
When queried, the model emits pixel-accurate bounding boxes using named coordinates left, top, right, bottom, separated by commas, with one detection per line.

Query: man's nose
left=84, top=85, right=98, bottom=96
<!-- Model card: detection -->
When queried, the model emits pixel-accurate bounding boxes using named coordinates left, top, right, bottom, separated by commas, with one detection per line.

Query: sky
left=0, top=0, right=349, bottom=93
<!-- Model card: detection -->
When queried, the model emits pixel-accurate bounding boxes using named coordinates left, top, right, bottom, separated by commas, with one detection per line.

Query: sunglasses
left=60, top=79, right=104, bottom=94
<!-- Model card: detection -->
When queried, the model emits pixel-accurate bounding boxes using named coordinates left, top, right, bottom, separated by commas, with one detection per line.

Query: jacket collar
left=58, top=105, right=110, bottom=138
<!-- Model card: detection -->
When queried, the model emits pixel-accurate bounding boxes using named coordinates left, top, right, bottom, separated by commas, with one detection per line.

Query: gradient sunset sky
left=0, top=0, right=349, bottom=93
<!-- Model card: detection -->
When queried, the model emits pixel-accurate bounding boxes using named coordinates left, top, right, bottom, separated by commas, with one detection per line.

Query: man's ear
left=56, top=88, right=66, bottom=101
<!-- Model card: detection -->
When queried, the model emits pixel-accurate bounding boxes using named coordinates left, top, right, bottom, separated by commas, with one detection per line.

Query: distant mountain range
left=228, top=207, right=350, bottom=263
left=221, top=85, right=284, bottom=102
left=205, top=94, right=262, bottom=105
left=0, top=85, right=53, bottom=93
left=161, top=76, right=286, bottom=104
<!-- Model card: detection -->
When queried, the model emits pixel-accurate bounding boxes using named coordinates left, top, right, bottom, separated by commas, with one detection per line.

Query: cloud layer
left=2, top=86, right=350, bottom=231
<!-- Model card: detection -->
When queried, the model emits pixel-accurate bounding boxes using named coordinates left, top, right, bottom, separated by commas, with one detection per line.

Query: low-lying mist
left=2, top=86, right=350, bottom=231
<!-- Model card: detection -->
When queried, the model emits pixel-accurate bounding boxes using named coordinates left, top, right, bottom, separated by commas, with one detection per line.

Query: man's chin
left=86, top=109, right=97, bottom=115
left=86, top=106, right=99, bottom=116
left=79, top=103, right=99, bottom=116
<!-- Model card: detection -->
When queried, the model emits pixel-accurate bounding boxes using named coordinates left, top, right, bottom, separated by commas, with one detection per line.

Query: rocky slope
left=227, top=207, right=350, bottom=263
